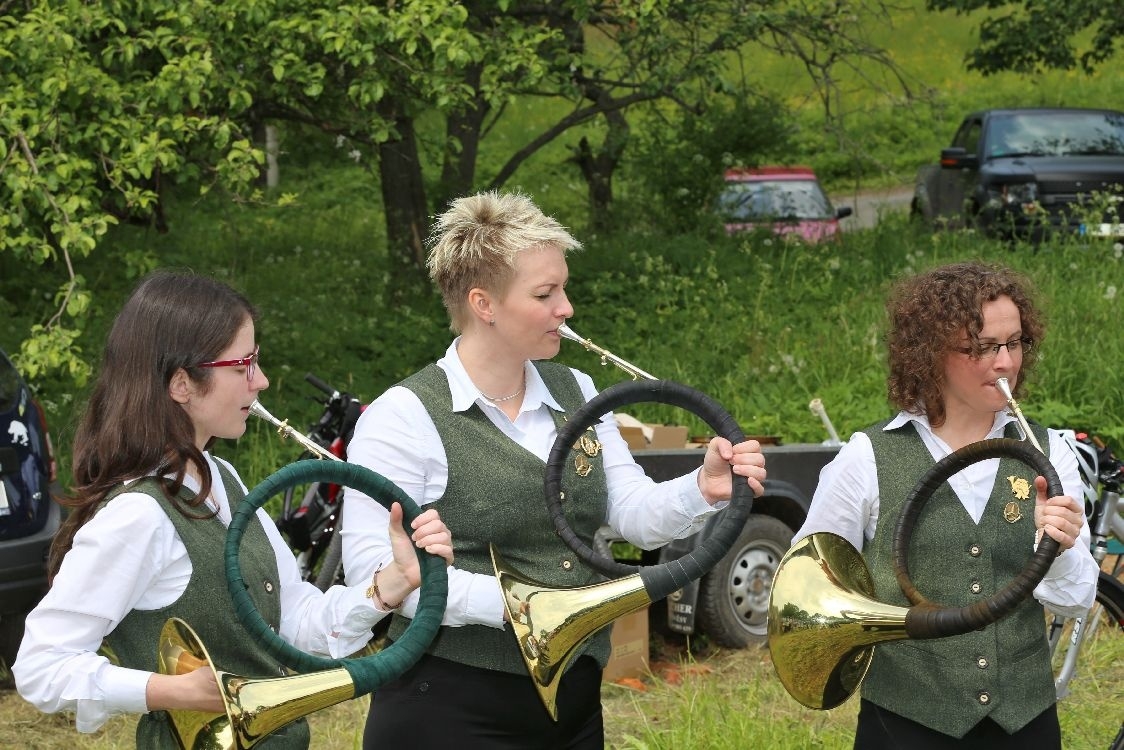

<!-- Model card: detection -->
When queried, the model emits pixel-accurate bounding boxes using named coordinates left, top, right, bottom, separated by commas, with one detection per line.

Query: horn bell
left=489, top=544, right=652, bottom=720
left=158, top=617, right=355, bottom=749
left=767, top=532, right=912, bottom=710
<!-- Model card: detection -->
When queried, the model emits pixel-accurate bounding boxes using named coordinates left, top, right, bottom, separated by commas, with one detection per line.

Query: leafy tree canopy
left=2, top=0, right=915, bottom=385
left=0, top=0, right=540, bottom=379
left=926, top=0, right=1123, bottom=74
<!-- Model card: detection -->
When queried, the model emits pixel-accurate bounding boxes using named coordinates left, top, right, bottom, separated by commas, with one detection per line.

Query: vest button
left=561, top=559, right=573, bottom=570
left=978, top=691, right=990, bottom=705
left=418, top=681, right=430, bottom=693
left=970, top=581, right=982, bottom=594
left=976, top=656, right=989, bottom=669
left=968, top=544, right=981, bottom=557
left=264, top=580, right=275, bottom=593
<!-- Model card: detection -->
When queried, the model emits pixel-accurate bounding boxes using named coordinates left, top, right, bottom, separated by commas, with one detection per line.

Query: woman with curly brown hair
left=793, top=261, right=1097, bottom=749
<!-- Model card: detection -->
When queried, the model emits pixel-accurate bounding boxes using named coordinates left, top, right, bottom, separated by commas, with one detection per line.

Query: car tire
left=0, top=609, right=28, bottom=687
left=696, top=514, right=794, bottom=649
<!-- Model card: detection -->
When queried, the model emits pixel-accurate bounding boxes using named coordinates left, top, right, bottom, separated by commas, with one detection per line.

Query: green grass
left=4, top=616, right=1117, bottom=749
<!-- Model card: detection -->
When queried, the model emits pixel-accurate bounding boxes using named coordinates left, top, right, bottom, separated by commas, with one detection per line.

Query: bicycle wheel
left=1052, top=571, right=1124, bottom=701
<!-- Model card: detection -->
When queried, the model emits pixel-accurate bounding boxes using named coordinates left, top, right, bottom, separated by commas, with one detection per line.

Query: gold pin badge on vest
left=574, top=453, right=593, bottom=477
left=1006, top=475, right=1031, bottom=501
left=578, top=431, right=602, bottom=457
left=1003, top=501, right=1022, bottom=523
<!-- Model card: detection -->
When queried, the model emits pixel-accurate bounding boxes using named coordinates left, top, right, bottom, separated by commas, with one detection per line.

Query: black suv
left=0, top=346, right=58, bottom=680
left=912, top=107, right=1124, bottom=239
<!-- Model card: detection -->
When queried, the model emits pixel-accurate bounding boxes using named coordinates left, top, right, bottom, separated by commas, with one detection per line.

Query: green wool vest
left=860, top=420, right=1055, bottom=738
left=102, top=461, right=310, bottom=749
left=387, top=361, right=613, bottom=674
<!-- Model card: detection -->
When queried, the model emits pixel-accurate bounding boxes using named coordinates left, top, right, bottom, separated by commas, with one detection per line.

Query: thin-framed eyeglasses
left=195, top=345, right=259, bottom=381
left=952, top=337, right=1034, bottom=360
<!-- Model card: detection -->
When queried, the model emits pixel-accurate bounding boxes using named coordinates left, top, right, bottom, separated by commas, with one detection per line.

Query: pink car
left=718, top=166, right=852, bottom=243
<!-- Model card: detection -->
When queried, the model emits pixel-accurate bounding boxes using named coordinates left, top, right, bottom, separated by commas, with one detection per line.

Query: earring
left=489, top=318, right=496, bottom=326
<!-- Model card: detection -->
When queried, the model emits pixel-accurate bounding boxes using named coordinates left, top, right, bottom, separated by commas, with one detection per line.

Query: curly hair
left=426, top=191, right=581, bottom=333
left=885, top=261, right=1045, bottom=427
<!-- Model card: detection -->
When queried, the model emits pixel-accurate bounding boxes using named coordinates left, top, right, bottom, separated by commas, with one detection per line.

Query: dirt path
left=830, top=185, right=914, bottom=230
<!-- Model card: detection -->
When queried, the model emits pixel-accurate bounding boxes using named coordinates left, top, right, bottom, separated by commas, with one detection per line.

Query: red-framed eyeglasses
left=195, top=345, right=259, bottom=381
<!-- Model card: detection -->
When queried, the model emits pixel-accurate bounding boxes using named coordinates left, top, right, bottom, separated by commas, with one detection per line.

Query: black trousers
left=362, top=653, right=604, bottom=750
left=854, top=698, right=1062, bottom=750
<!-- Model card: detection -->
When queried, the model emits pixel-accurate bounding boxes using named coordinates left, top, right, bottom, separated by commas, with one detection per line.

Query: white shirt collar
left=884, top=409, right=1017, bottom=437
left=436, top=338, right=564, bottom=414
left=121, top=451, right=229, bottom=521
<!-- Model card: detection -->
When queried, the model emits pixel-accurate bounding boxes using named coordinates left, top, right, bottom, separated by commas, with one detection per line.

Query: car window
left=954, top=119, right=983, bottom=154
left=718, top=180, right=833, bottom=220
left=989, top=112, right=1124, bottom=158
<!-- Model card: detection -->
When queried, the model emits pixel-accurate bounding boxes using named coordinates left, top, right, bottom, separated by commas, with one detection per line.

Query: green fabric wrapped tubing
left=225, top=459, right=448, bottom=695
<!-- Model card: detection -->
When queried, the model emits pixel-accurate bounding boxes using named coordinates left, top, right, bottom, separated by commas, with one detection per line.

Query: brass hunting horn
left=557, top=323, right=658, bottom=381
left=157, top=460, right=449, bottom=749
left=491, top=376, right=755, bottom=719
left=248, top=400, right=340, bottom=461
left=767, top=438, right=1062, bottom=709
left=995, top=377, right=1045, bottom=453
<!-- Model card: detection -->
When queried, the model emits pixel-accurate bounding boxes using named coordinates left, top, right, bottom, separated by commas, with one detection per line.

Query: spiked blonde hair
left=426, top=191, right=581, bottom=332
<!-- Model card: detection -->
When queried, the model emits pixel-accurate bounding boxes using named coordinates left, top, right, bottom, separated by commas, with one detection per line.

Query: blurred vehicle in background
left=717, top=166, right=853, bottom=243
left=0, top=345, right=58, bottom=682
left=911, top=107, right=1124, bottom=239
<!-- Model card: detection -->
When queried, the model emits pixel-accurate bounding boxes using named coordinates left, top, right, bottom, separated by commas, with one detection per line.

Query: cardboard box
left=649, top=424, right=689, bottom=449
left=615, top=414, right=691, bottom=451
left=602, top=607, right=650, bottom=682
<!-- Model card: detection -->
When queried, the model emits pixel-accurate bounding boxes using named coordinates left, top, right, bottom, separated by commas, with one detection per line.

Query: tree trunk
left=572, top=108, right=630, bottom=232
left=377, top=107, right=429, bottom=273
left=436, top=63, right=489, bottom=211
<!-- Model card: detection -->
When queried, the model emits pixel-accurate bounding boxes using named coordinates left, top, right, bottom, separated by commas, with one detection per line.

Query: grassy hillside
left=14, top=198, right=1122, bottom=492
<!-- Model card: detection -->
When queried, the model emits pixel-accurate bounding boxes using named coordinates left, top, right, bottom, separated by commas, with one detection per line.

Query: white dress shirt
left=341, top=340, right=722, bottom=628
left=14, top=453, right=384, bottom=733
left=794, top=411, right=1098, bottom=617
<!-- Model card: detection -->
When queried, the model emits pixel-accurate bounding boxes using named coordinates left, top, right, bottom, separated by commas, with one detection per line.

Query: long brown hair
left=885, top=261, right=1044, bottom=427
left=48, top=271, right=257, bottom=579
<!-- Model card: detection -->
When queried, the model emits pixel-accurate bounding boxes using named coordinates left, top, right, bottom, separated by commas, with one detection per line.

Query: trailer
left=620, top=442, right=842, bottom=647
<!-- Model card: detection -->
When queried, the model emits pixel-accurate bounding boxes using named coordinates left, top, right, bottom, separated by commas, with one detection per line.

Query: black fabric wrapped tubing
left=543, top=379, right=754, bottom=601
left=893, top=438, right=1062, bottom=639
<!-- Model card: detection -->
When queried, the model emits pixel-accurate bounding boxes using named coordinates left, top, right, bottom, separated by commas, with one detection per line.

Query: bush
left=621, top=96, right=794, bottom=235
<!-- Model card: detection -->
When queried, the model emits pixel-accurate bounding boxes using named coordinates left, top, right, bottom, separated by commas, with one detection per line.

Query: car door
left=935, top=116, right=984, bottom=225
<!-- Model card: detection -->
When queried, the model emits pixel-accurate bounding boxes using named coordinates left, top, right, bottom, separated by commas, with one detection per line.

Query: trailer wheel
left=696, top=515, right=794, bottom=648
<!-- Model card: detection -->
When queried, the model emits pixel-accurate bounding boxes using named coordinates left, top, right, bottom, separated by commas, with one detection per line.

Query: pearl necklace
left=481, top=384, right=525, bottom=403
left=481, top=374, right=526, bottom=403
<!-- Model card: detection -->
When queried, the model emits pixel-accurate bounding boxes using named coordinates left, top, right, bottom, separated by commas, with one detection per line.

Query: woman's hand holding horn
left=1032, top=476, right=1084, bottom=552
left=697, top=437, right=766, bottom=504
left=379, top=503, right=454, bottom=608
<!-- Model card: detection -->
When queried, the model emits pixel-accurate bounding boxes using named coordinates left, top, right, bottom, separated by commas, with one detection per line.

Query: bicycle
left=273, top=373, right=363, bottom=591
left=1047, top=432, right=1124, bottom=749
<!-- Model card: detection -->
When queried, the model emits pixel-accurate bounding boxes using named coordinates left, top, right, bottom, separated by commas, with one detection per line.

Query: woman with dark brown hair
left=794, top=261, right=1097, bottom=749
left=14, top=270, right=453, bottom=748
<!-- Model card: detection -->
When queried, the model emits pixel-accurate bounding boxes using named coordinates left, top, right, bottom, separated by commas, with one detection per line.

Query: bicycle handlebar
left=305, top=372, right=337, bottom=396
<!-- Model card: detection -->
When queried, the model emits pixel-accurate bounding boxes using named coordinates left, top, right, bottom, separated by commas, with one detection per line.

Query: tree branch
left=17, top=132, right=78, bottom=330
